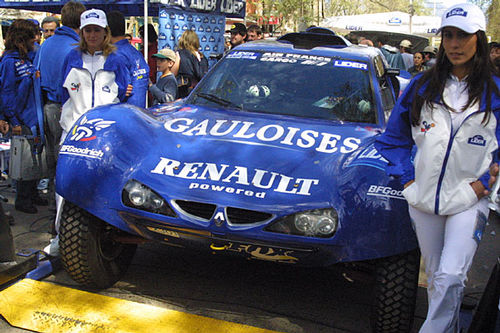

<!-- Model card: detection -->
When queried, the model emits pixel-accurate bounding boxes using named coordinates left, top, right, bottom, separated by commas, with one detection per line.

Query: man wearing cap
left=41, top=16, right=60, bottom=40
left=108, top=10, right=149, bottom=108
left=399, top=39, right=413, bottom=70
left=227, top=23, right=247, bottom=49
left=422, top=45, right=437, bottom=67
left=149, top=48, right=177, bottom=105
left=375, top=36, right=405, bottom=70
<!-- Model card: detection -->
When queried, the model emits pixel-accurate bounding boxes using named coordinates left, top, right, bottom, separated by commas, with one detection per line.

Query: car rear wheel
left=370, top=249, right=420, bottom=333
left=59, top=202, right=137, bottom=289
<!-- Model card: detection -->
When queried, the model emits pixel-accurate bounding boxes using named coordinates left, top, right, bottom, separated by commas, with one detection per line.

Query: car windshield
left=188, top=50, right=376, bottom=123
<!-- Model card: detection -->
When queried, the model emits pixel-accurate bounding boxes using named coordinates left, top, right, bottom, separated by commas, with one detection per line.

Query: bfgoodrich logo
left=467, top=135, right=486, bottom=146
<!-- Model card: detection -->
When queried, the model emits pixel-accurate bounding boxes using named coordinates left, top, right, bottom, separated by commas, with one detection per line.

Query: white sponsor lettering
left=152, top=157, right=319, bottom=196
left=367, top=185, right=404, bottom=199
left=334, top=60, right=368, bottom=70
left=59, top=144, right=104, bottom=159
left=164, top=118, right=361, bottom=154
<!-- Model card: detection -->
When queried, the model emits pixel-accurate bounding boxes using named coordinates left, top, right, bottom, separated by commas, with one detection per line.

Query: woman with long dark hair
left=375, top=3, right=500, bottom=332
left=0, top=19, right=48, bottom=214
left=407, top=51, right=427, bottom=77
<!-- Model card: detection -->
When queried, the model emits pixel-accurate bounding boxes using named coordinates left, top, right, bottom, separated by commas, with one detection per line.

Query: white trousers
left=409, top=199, right=489, bottom=333
left=54, top=130, right=68, bottom=233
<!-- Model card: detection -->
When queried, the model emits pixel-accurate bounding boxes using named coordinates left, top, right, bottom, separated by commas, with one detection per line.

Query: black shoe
left=15, top=203, right=38, bottom=214
left=33, top=197, right=49, bottom=206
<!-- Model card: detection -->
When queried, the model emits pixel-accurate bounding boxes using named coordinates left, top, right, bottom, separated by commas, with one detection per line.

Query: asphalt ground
left=1, top=176, right=499, bottom=333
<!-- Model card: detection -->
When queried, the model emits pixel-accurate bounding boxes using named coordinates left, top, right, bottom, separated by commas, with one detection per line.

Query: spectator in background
left=247, top=24, right=263, bottom=41
left=149, top=48, right=177, bottom=105
left=227, top=23, right=247, bottom=49
left=490, top=42, right=499, bottom=67
left=175, top=30, right=208, bottom=98
left=108, top=10, right=149, bottom=108
left=0, top=19, right=48, bottom=214
left=35, top=0, right=86, bottom=206
left=407, top=51, right=427, bottom=76
left=399, top=39, right=414, bottom=70
left=41, top=16, right=60, bottom=40
left=359, top=38, right=374, bottom=47
left=422, top=45, right=437, bottom=67
left=375, top=36, right=405, bottom=70
left=139, top=23, right=158, bottom=84
left=27, top=19, right=42, bottom=51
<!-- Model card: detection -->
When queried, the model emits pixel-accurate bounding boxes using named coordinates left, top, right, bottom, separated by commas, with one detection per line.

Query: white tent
left=321, top=11, right=441, bottom=35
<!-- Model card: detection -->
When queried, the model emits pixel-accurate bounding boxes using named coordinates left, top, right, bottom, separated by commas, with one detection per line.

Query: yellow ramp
left=0, top=279, right=280, bottom=333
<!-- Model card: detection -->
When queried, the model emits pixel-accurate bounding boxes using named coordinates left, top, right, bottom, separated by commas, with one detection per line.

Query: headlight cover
left=265, top=208, right=338, bottom=238
left=122, top=180, right=176, bottom=217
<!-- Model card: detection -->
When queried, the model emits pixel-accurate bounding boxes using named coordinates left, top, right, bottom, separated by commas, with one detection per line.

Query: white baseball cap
left=438, top=3, right=486, bottom=34
left=80, top=9, right=108, bottom=29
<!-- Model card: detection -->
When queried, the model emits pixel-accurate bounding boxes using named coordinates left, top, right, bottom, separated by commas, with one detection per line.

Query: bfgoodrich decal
left=151, top=157, right=319, bottom=197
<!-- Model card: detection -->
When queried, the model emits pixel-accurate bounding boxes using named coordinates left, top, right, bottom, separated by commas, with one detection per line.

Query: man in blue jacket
left=34, top=1, right=86, bottom=182
left=107, top=10, right=149, bottom=108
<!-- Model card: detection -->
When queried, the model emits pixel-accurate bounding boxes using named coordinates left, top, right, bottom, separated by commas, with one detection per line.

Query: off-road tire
left=59, top=202, right=137, bottom=289
left=371, top=249, right=420, bottom=333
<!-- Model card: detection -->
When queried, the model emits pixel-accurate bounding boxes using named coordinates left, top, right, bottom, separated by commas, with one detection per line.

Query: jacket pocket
left=402, top=182, right=418, bottom=206
left=439, top=182, right=479, bottom=215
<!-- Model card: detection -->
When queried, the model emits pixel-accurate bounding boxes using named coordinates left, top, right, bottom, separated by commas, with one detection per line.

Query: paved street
left=1, top=178, right=499, bottom=332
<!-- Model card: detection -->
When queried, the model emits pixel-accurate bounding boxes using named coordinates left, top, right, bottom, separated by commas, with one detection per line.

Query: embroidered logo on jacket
left=70, top=83, right=80, bottom=92
left=420, top=121, right=435, bottom=134
left=467, top=135, right=486, bottom=146
left=102, top=85, right=110, bottom=93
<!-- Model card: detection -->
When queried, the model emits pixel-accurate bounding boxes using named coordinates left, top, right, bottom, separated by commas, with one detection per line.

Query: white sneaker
left=43, top=235, right=59, bottom=257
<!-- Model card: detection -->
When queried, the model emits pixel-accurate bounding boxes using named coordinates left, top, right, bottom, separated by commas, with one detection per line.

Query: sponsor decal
left=70, top=83, right=80, bottom=92
left=227, top=51, right=258, bottom=60
left=210, top=242, right=299, bottom=263
left=69, top=115, right=115, bottom=142
left=343, top=145, right=387, bottom=170
left=85, top=12, right=99, bottom=19
left=420, top=120, right=435, bottom=134
left=260, top=52, right=331, bottom=66
left=59, top=144, right=104, bottom=159
left=388, top=17, right=402, bottom=25
left=446, top=8, right=467, bottom=18
left=367, top=185, right=404, bottom=200
left=163, top=118, right=361, bottom=154
left=102, top=85, right=110, bottom=93
left=467, top=135, right=486, bottom=146
left=333, top=60, right=368, bottom=70
left=150, top=157, right=320, bottom=197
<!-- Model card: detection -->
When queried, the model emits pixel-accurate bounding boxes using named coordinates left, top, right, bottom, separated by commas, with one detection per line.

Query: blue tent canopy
left=0, top=0, right=245, bottom=18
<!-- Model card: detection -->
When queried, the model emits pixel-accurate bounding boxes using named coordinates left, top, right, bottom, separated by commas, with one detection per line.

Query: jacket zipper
left=434, top=108, right=482, bottom=214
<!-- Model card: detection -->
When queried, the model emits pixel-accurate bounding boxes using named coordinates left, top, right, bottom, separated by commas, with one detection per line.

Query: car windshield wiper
left=195, top=92, right=242, bottom=110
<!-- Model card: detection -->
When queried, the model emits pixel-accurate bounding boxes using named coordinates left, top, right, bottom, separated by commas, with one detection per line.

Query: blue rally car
left=56, top=29, right=419, bottom=332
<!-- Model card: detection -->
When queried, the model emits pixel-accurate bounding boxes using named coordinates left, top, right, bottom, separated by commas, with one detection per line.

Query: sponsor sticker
left=446, top=8, right=467, bottom=18
left=333, top=60, right=368, bottom=70
left=227, top=51, right=258, bottom=60
left=468, top=135, right=486, bottom=146
left=367, top=185, right=404, bottom=200
left=69, top=116, right=116, bottom=142
left=59, top=145, right=104, bottom=159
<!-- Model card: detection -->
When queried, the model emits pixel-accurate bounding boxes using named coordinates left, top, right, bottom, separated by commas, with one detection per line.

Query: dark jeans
left=43, top=102, right=62, bottom=175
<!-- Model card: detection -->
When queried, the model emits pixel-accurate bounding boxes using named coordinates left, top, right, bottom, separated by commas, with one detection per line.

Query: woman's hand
left=0, top=120, right=9, bottom=135
left=470, top=180, right=488, bottom=199
left=12, top=125, right=22, bottom=136
left=126, top=84, right=133, bottom=97
left=404, top=180, right=414, bottom=189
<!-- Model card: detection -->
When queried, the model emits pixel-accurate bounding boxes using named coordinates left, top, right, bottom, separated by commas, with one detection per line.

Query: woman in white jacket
left=46, top=9, right=131, bottom=256
left=375, top=3, right=500, bottom=332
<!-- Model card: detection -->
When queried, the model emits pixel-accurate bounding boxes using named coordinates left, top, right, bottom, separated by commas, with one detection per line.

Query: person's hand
left=470, top=180, right=488, bottom=199
left=404, top=180, right=414, bottom=189
left=12, top=125, right=22, bottom=136
left=126, top=84, right=133, bottom=96
left=489, top=163, right=499, bottom=189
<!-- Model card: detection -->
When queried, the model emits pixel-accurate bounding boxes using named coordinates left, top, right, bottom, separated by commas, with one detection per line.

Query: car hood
left=128, top=103, right=383, bottom=214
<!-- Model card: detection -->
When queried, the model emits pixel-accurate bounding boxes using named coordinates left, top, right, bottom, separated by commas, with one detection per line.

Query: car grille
left=173, top=200, right=216, bottom=220
left=227, top=207, right=273, bottom=224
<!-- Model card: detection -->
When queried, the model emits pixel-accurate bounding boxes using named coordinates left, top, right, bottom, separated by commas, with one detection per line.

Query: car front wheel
left=371, top=249, right=420, bottom=333
left=59, top=202, right=137, bottom=289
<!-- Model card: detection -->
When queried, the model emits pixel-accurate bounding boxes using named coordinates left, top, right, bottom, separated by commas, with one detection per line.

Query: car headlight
left=265, top=208, right=338, bottom=238
left=122, top=180, right=176, bottom=217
